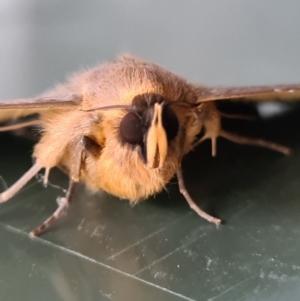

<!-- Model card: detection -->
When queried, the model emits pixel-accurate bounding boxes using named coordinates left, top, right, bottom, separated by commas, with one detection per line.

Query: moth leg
left=194, top=135, right=217, bottom=157
left=29, top=180, right=78, bottom=237
left=0, top=163, right=43, bottom=202
left=193, top=103, right=221, bottom=156
left=43, top=168, right=50, bottom=187
left=176, top=169, right=221, bottom=226
left=0, top=120, right=41, bottom=132
left=30, top=141, right=84, bottom=236
left=219, top=130, right=291, bottom=155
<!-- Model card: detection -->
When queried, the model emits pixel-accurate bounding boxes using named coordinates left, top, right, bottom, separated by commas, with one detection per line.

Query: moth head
left=76, top=93, right=197, bottom=200
left=83, top=93, right=188, bottom=170
left=119, top=93, right=179, bottom=168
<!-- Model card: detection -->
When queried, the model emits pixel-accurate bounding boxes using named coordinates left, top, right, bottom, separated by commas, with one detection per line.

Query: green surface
left=1, top=110, right=300, bottom=300
left=1, top=1, right=300, bottom=300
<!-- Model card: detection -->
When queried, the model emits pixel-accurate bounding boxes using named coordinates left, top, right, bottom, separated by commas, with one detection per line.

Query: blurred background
left=1, top=1, right=300, bottom=301
left=1, top=0, right=300, bottom=99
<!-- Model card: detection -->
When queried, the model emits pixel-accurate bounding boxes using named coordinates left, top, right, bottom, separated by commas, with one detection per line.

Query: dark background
left=1, top=1, right=300, bottom=300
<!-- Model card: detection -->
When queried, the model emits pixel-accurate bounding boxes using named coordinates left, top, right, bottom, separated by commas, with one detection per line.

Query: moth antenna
left=176, top=169, right=221, bottom=226
left=82, top=105, right=132, bottom=112
left=0, top=120, right=41, bottom=132
left=83, top=101, right=197, bottom=113
left=0, top=163, right=43, bottom=202
left=219, top=130, right=292, bottom=155
left=168, top=101, right=198, bottom=108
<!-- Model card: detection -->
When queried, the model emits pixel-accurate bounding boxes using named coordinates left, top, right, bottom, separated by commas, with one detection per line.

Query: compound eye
left=162, top=106, right=179, bottom=141
left=120, top=112, right=143, bottom=145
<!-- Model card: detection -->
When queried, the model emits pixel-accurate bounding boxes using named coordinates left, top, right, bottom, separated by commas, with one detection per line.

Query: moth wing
left=0, top=94, right=82, bottom=121
left=196, top=84, right=300, bottom=102
left=0, top=94, right=81, bottom=109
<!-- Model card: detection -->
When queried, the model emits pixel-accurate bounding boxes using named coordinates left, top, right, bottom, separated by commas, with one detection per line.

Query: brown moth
left=0, top=54, right=299, bottom=236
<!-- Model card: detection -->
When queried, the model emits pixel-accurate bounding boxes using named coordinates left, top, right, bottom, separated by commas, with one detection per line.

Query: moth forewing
left=0, top=95, right=82, bottom=122
left=0, top=95, right=81, bottom=109
left=196, top=84, right=300, bottom=102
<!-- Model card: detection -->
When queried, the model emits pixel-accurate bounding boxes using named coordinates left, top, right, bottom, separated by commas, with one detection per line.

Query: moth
left=0, top=54, right=299, bottom=236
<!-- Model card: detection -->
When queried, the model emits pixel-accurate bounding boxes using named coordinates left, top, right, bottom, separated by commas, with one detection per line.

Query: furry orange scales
left=0, top=55, right=299, bottom=236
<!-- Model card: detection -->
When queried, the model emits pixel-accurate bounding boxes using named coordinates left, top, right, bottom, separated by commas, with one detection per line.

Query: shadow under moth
left=0, top=54, right=299, bottom=236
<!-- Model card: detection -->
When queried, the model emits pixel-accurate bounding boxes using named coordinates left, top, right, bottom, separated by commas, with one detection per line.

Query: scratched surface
left=1, top=1, right=300, bottom=301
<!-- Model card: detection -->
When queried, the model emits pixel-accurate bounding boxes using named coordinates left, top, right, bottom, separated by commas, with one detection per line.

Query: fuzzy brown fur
left=1, top=54, right=297, bottom=203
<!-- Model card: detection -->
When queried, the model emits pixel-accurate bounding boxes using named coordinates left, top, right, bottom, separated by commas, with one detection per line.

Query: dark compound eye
left=120, top=112, right=143, bottom=145
left=162, top=106, right=179, bottom=141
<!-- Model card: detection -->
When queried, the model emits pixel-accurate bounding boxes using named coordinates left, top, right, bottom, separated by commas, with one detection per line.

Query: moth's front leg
left=0, top=163, right=43, bottom=203
left=194, top=102, right=291, bottom=156
left=29, top=139, right=85, bottom=236
left=219, top=130, right=291, bottom=155
left=29, top=179, right=78, bottom=237
left=176, top=168, right=221, bottom=226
